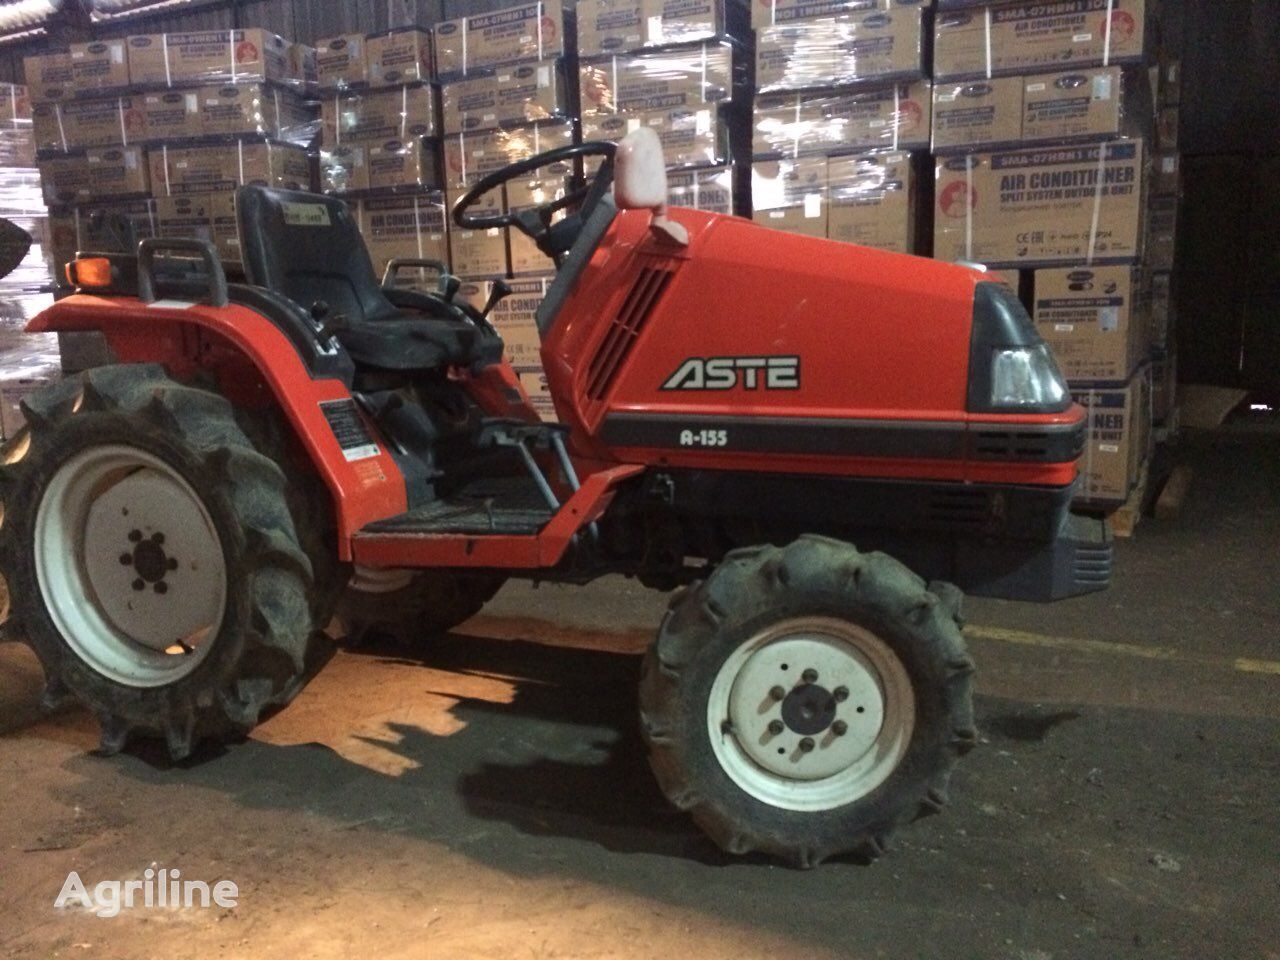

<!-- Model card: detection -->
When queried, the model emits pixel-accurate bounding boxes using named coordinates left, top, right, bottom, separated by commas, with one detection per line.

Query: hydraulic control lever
left=480, top=279, right=513, bottom=320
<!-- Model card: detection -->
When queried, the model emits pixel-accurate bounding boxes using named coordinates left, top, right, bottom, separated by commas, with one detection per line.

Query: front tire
left=0, top=365, right=329, bottom=759
left=639, top=535, right=976, bottom=867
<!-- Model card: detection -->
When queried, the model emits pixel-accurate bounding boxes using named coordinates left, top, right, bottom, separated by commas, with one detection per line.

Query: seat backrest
left=236, top=185, right=391, bottom=323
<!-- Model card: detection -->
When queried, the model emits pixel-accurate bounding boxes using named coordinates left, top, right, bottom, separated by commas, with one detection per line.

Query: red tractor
left=0, top=129, right=1108, bottom=866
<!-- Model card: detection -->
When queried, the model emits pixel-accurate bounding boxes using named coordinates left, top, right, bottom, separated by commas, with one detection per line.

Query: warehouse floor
left=1, top=419, right=1277, bottom=960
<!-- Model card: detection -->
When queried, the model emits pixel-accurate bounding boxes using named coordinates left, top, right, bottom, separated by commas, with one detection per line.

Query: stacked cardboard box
left=27, top=29, right=318, bottom=273
left=750, top=0, right=930, bottom=253
left=929, top=0, right=1162, bottom=507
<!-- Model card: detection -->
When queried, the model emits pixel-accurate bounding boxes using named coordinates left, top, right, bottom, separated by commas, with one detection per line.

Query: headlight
left=990, top=344, right=1068, bottom=408
left=968, top=282, right=1072, bottom=414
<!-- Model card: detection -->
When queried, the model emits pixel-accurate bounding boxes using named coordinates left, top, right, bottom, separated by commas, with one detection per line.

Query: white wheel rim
left=33, top=445, right=227, bottom=688
left=347, top=565, right=415, bottom=594
left=706, top=616, right=915, bottom=813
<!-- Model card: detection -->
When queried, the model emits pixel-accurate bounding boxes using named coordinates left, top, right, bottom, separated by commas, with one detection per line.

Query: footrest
left=361, top=476, right=554, bottom=536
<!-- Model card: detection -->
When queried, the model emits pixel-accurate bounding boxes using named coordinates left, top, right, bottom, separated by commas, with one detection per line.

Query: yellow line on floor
left=965, top=625, right=1280, bottom=677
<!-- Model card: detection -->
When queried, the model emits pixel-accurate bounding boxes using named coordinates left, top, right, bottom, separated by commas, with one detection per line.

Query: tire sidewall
left=8, top=409, right=255, bottom=719
left=672, top=588, right=955, bottom=853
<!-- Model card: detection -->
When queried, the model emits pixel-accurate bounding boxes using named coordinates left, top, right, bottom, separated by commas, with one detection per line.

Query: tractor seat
left=236, top=186, right=500, bottom=373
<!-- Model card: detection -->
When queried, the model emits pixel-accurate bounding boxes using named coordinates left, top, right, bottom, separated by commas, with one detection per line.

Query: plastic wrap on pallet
left=147, top=140, right=310, bottom=197
left=442, top=121, right=575, bottom=191
left=320, top=137, right=441, bottom=194
left=753, top=0, right=925, bottom=29
left=367, top=28, right=434, bottom=88
left=752, top=151, right=915, bottom=253
left=934, top=0, right=1149, bottom=82
left=315, top=34, right=369, bottom=91
left=668, top=164, right=734, bottom=213
left=753, top=80, right=931, bottom=157
left=755, top=8, right=926, bottom=92
left=0, top=157, right=56, bottom=358
left=33, top=84, right=317, bottom=152
left=434, top=0, right=566, bottom=79
left=39, top=146, right=149, bottom=205
left=583, top=106, right=728, bottom=169
left=577, top=0, right=745, bottom=57
left=931, top=66, right=1149, bottom=153
left=122, top=30, right=313, bottom=92
left=441, top=61, right=566, bottom=135
left=579, top=42, right=734, bottom=119
left=357, top=191, right=450, bottom=284
left=932, top=139, right=1145, bottom=269
left=322, top=85, right=437, bottom=144
left=0, top=84, right=35, bottom=167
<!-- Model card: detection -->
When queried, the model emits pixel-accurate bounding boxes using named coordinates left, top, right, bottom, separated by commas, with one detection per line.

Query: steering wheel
left=452, top=141, right=618, bottom=255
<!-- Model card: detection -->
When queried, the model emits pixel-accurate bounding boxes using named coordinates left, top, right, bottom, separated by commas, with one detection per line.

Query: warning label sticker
left=319, top=399, right=380, bottom=462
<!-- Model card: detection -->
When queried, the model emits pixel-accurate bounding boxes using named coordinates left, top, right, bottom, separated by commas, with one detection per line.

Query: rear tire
left=639, top=535, right=976, bottom=868
left=0, top=365, right=329, bottom=760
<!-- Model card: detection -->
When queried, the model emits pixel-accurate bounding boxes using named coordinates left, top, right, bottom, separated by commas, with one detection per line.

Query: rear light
left=66, top=257, right=113, bottom=289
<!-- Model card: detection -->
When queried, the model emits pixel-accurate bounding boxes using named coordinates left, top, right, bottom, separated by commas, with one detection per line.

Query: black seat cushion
left=236, top=185, right=497, bottom=372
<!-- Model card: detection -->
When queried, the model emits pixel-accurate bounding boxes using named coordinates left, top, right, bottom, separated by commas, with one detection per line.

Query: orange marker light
left=68, top=257, right=112, bottom=288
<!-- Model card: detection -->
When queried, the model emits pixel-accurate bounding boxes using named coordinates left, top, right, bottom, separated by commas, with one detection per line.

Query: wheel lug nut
left=768, top=720, right=785, bottom=736
left=798, top=737, right=815, bottom=753
left=801, top=668, right=818, bottom=684
left=769, top=685, right=786, bottom=701
left=832, top=720, right=848, bottom=736
left=834, top=686, right=849, bottom=702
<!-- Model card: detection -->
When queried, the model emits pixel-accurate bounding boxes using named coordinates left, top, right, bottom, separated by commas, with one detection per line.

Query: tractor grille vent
left=584, top=263, right=675, bottom=402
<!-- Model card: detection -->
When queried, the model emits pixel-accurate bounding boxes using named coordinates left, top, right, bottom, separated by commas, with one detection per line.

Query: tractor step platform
left=361, top=475, right=554, bottom=537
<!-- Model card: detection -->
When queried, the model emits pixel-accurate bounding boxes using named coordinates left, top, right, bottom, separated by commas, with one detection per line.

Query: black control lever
left=310, top=300, right=348, bottom=342
left=480, top=279, right=513, bottom=320
left=437, top=273, right=462, bottom=303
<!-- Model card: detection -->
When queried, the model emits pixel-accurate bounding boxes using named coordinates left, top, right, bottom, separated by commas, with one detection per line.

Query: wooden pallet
left=1104, top=460, right=1150, bottom=538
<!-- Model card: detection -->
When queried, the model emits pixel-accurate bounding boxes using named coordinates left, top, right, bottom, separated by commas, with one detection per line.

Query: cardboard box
left=751, top=156, right=828, bottom=237
left=442, top=62, right=563, bottom=134
left=485, top=275, right=553, bottom=367
left=1021, top=66, right=1131, bottom=143
left=315, top=34, right=368, bottom=90
left=443, top=121, right=574, bottom=190
left=127, top=30, right=294, bottom=87
left=209, top=193, right=241, bottom=264
left=753, top=79, right=931, bottom=157
left=582, top=106, right=727, bottom=168
left=290, top=42, right=318, bottom=92
left=1033, top=265, right=1145, bottom=382
left=33, top=98, right=140, bottom=152
left=70, top=40, right=129, bottom=93
left=933, top=139, right=1144, bottom=268
left=322, top=85, right=437, bottom=144
left=756, top=8, right=925, bottom=91
left=752, top=0, right=925, bottom=29
left=434, top=0, right=565, bottom=78
left=932, top=76, right=1023, bottom=152
left=23, top=52, right=73, bottom=102
left=643, top=0, right=737, bottom=46
left=366, top=28, right=433, bottom=87
left=449, top=222, right=509, bottom=278
left=155, top=193, right=215, bottom=247
left=576, top=0, right=646, bottom=56
left=359, top=192, right=449, bottom=277
left=367, top=138, right=441, bottom=191
left=579, top=42, right=732, bottom=118
left=143, top=89, right=202, bottom=141
left=39, top=146, right=149, bottom=205
left=1072, top=368, right=1150, bottom=504
left=320, top=143, right=370, bottom=193
left=934, top=0, right=1148, bottom=81
left=199, top=84, right=313, bottom=139
left=827, top=150, right=914, bottom=253
left=1144, top=194, right=1177, bottom=271
left=0, top=83, right=30, bottom=124
left=149, top=141, right=310, bottom=196
left=668, top=164, right=734, bottom=213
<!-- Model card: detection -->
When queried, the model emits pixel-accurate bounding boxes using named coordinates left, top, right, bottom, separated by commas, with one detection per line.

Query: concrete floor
left=1, top=420, right=1278, bottom=960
